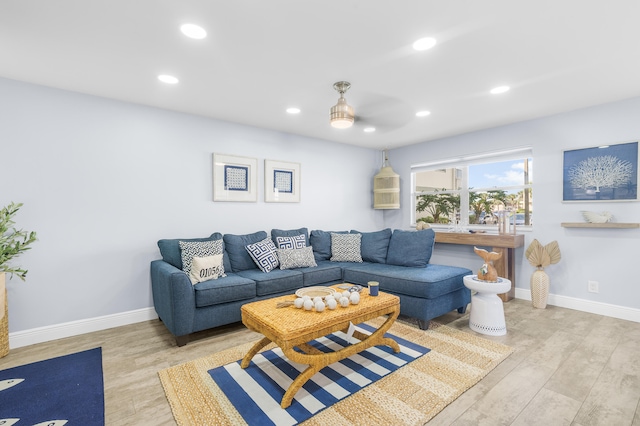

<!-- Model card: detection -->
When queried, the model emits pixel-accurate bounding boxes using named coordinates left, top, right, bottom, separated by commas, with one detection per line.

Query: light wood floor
left=2, top=299, right=640, bottom=425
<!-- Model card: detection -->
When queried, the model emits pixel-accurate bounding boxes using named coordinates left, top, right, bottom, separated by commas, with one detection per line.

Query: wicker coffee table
left=240, top=285, right=400, bottom=408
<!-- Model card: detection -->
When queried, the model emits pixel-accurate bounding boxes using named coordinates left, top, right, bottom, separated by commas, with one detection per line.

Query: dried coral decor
left=240, top=285, right=400, bottom=408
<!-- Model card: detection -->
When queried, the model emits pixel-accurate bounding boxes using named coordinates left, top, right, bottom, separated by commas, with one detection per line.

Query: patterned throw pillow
left=330, top=233, right=363, bottom=263
left=277, top=246, right=317, bottom=269
left=179, top=239, right=226, bottom=276
left=188, top=254, right=224, bottom=284
left=245, top=238, right=279, bottom=273
left=275, top=234, right=306, bottom=250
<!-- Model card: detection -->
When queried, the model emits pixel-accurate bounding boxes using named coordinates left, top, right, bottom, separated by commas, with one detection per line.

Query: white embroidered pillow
left=189, top=254, right=225, bottom=284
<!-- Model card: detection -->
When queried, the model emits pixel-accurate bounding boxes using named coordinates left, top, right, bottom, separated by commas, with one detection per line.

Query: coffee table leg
left=279, top=309, right=401, bottom=408
left=240, top=336, right=272, bottom=369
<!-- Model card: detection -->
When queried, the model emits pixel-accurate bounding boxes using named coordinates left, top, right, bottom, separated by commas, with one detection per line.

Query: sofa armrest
left=150, top=259, right=196, bottom=338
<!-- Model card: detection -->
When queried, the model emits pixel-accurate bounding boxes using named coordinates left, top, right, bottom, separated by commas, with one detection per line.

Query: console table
left=434, top=232, right=525, bottom=301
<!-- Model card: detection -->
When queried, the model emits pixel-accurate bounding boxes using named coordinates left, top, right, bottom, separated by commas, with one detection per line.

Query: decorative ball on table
left=339, top=296, right=350, bottom=307
left=473, top=246, right=502, bottom=282
left=303, top=299, right=314, bottom=311
left=326, top=298, right=338, bottom=310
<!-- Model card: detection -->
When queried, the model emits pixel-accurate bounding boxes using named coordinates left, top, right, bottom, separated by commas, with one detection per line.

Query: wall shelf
left=561, top=222, right=640, bottom=228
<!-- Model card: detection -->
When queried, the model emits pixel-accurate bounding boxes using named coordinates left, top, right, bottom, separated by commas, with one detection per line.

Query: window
left=411, top=148, right=533, bottom=228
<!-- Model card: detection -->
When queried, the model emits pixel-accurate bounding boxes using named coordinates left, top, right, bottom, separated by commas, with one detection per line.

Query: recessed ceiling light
left=412, top=37, right=437, bottom=51
left=286, top=107, right=301, bottom=114
left=158, top=74, right=179, bottom=84
left=490, top=85, right=510, bottom=94
left=416, top=110, right=431, bottom=117
left=180, top=24, right=207, bottom=39
left=364, top=127, right=376, bottom=133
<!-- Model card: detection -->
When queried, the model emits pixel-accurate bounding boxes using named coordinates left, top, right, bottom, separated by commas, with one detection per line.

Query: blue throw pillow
left=351, top=228, right=392, bottom=264
left=386, top=229, right=435, bottom=267
left=158, top=233, right=223, bottom=270
left=223, top=231, right=268, bottom=271
left=271, top=228, right=309, bottom=246
left=275, top=234, right=306, bottom=249
left=245, top=238, right=279, bottom=273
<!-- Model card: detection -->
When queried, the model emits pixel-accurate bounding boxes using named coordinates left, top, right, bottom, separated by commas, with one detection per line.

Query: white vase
left=530, top=268, right=549, bottom=309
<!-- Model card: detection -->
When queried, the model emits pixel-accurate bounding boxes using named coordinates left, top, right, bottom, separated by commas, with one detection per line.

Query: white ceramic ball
left=342, top=291, right=351, bottom=299
left=313, top=296, right=323, bottom=305
left=349, top=292, right=360, bottom=305
left=339, top=296, right=350, bottom=308
left=325, top=294, right=335, bottom=302
left=314, top=301, right=325, bottom=312
left=294, top=298, right=304, bottom=309
left=303, top=299, right=314, bottom=311
left=302, top=295, right=311, bottom=302
left=326, top=298, right=338, bottom=310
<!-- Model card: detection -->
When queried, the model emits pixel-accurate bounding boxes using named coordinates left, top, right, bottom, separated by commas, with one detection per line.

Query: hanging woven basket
left=530, top=268, right=550, bottom=309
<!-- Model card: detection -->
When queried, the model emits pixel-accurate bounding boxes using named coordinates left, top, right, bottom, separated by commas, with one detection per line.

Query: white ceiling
left=3, top=1, right=640, bottom=150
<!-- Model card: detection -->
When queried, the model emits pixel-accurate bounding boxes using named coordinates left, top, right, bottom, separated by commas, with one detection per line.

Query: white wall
left=388, top=97, right=640, bottom=316
left=0, top=77, right=383, bottom=334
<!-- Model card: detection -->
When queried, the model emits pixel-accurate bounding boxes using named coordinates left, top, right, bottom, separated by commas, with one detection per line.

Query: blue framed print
left=265, top=159, right=300, bottom=202
left=563, top=141, right=638, bottom=202
left=213, top=153, right=257, bottom=202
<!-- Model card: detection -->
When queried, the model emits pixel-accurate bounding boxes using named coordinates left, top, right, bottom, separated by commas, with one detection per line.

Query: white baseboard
left=9, top=292, right=640, bottom=349
left=9, top=307, right=158, bottom=349
left=514, top=288, right=640, bottom=323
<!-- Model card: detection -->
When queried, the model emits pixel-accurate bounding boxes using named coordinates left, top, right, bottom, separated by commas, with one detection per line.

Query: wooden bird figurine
left=474, top=246, right=502, bottom=282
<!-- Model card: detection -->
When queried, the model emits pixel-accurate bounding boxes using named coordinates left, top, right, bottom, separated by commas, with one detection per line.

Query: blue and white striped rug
left=209, top=323, right=429, bottom=426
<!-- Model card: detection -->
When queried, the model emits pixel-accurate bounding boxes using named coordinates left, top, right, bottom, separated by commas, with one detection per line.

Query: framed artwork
left=265, top=159, right=300, bottom=202
left=213, top=153, right=258, bottom=202
left=563, top=141, right=638, bottom=202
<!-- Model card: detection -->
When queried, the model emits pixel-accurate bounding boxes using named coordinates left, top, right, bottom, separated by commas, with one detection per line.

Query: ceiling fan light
left=330, top=81, right=354, bottom=129
left=330, top=98, right=354, bottom=128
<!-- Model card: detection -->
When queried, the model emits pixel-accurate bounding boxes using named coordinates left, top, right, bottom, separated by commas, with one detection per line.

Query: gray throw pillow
left=330, top=233, right=363, bottom=263
left=277, top=246, right=317, bottom=269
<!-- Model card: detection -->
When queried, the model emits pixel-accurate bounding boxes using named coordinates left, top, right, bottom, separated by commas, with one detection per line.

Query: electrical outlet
left=588, top=280, right=599, bottom=293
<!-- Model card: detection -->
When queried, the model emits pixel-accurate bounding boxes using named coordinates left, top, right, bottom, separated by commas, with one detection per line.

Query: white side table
left=463, top=275, right=511, bottom=336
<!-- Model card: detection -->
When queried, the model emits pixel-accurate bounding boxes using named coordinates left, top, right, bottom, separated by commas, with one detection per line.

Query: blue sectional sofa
left=150, top=227, right=471, bottom=346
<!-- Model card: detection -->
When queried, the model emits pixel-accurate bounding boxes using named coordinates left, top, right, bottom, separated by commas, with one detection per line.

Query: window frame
left=410, top=148, right=533, bottom=230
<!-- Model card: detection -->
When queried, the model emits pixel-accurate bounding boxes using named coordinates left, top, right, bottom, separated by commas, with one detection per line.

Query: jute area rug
left=159, top=319, right=513, bottom=426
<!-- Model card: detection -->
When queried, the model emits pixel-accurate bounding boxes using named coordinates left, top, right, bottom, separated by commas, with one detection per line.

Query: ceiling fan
left=329, top=81, right=412, bottom=132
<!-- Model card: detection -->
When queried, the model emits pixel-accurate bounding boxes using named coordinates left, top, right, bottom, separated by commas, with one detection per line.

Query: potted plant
left=0, top=202, right=37, bottom=357
left=525, top=239, right=561, bottom=308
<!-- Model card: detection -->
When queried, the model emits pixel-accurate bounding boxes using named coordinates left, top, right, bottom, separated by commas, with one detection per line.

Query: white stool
left=463, top=275, right=511, bottom=336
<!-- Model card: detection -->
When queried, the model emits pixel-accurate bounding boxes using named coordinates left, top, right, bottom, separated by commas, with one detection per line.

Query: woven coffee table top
left=241, top=285, right=399, bottom=344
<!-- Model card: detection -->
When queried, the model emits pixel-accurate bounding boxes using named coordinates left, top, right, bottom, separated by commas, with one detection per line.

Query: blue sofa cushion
left=342, top=263, right=471, bottom=299
left=386, top=229, right=435, bottom=267
left=301, top=261, right=343, bottom=286
left=236, top=269, right=303, bottom=297
left=309, top=230, right=348, bottom=262
left=158, top=233, right=229, bottom=271
left=194, top=273, right=257, bottom=308
left=223, top=231, right=268, bottom=272
left=271, top=228, right=309, bottom=246
left=351, top=228, right=392, bottom=264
